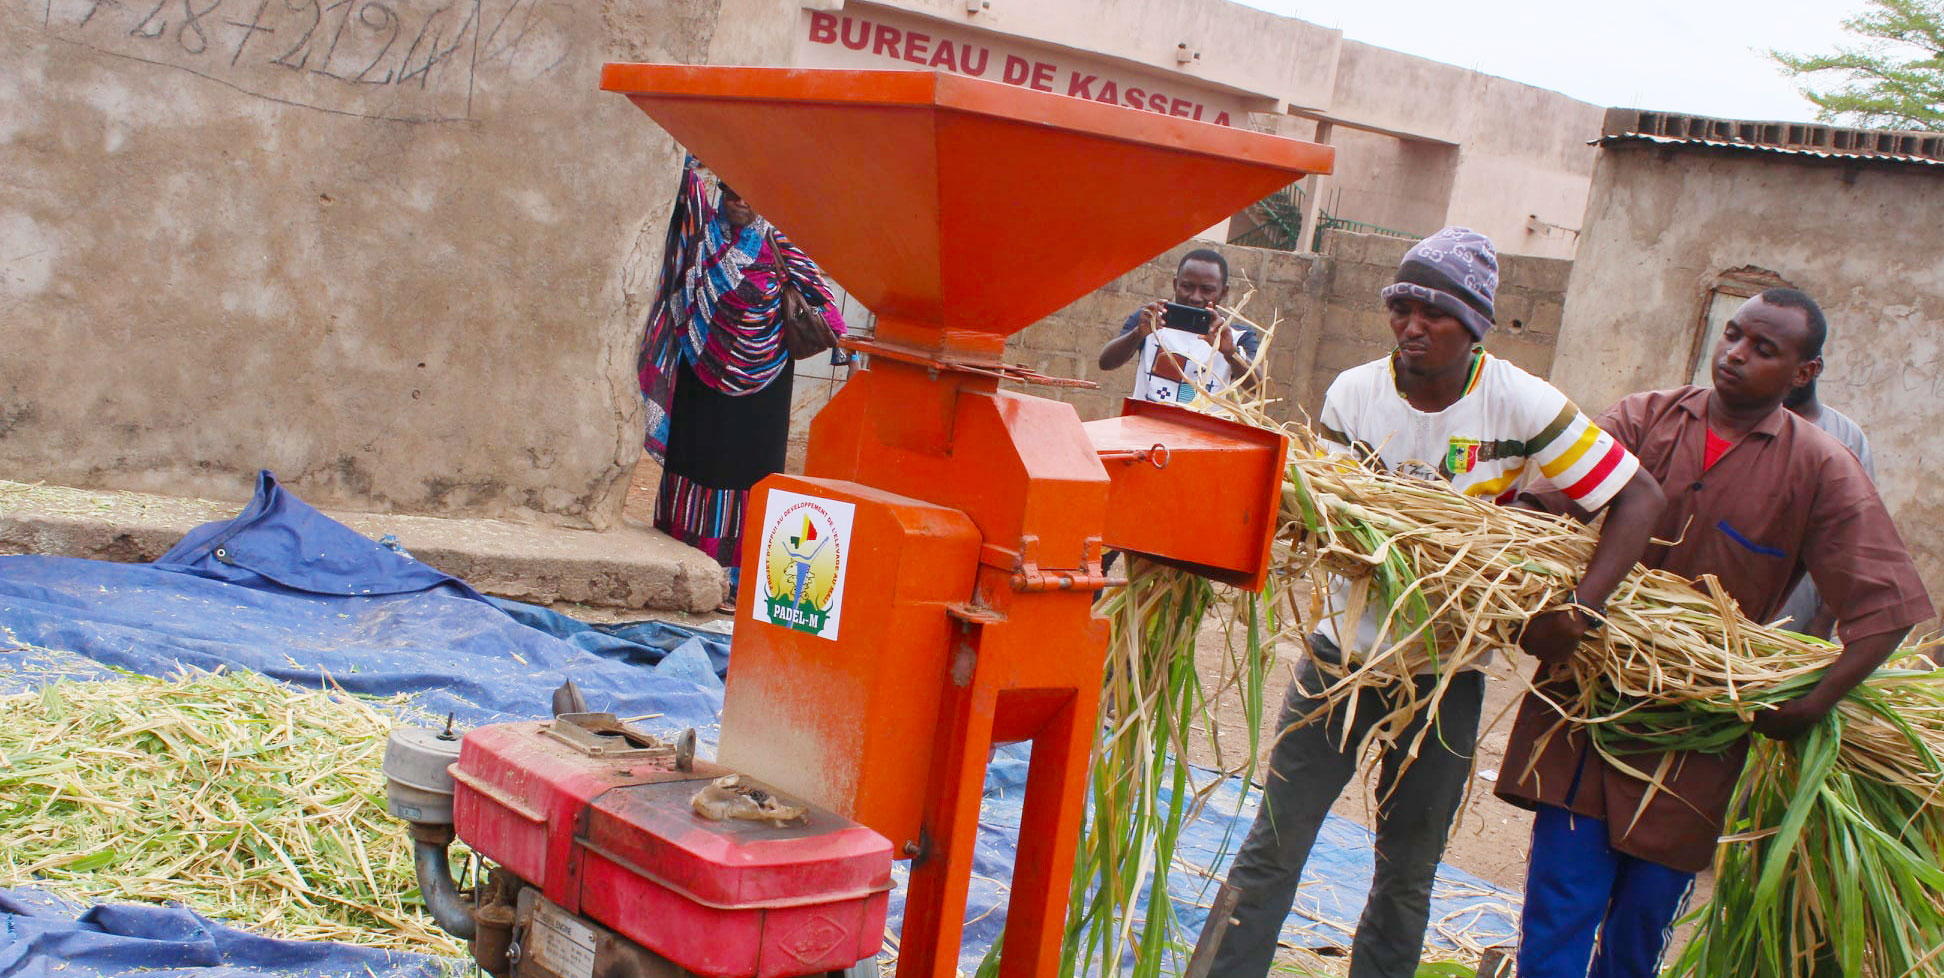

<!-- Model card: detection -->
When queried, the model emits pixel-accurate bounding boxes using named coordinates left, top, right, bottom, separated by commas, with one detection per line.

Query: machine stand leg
left=897, top=678, right=997, bottom=978
left=993, top=692, right=1090, bottom=978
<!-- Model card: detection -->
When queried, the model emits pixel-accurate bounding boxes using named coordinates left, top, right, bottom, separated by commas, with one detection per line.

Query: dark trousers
left=1211, top=634, right=1487, bottom=978
left=1518, top=806, right=1693, bottom=978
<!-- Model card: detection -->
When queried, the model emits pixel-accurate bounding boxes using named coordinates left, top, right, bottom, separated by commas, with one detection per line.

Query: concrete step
left=0, top=480, right=726, bottom=614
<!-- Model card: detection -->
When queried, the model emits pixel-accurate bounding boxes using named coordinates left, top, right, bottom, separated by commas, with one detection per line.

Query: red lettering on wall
left=807, top=10, right=836, bottom=44
left=1001, top=54, right=1029, bottom=85
left=903, top=31, right=930, bottom=64
left=1029, top=61, right=1055, bottom=92
left=803, top=17, right=1236, bottom=128
left=840, top=16, right=869, bottom=50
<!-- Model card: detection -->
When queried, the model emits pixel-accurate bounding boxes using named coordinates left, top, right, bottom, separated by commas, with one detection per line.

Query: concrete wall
left=799, top=1, right=1603, bottom=259
left=822, top=0, right=1341, bottom=113
left=994, top=230, right=1570, bottom=427
left=0, top=0, right=793, bottom=527
left=1550, top=144, right=1944, bottom=613
left=1322, top=125, right=1458, bottom=237
left=1318, top=41, right=1604, bottom=258
left=0, top=0, right=1599, bottom=526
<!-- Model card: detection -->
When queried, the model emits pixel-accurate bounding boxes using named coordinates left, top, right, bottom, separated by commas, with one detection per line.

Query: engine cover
left=451, top=716, right=892, bottom=978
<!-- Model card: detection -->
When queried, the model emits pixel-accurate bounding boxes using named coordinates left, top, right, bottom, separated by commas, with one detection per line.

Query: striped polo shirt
left=1314, top=352, right=1639, bottom=661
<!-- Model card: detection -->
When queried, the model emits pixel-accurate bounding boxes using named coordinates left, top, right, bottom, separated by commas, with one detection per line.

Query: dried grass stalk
left=0, top=666, right=466, bottom=955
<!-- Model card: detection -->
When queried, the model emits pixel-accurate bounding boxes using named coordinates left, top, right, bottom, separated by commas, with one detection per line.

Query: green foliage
left=1672, top=680, right=1944, bottom=977
left=1058, top=564, right=1276, bottom=978
left=1771, top=0, right=1944, bottom=131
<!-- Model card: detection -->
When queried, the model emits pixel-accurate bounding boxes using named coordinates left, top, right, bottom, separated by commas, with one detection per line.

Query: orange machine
left=602, top=65, right=1332, bottom=978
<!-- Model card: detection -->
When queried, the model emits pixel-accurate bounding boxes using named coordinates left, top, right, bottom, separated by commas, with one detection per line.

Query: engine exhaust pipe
left=409, top=823, right=477, bottom=940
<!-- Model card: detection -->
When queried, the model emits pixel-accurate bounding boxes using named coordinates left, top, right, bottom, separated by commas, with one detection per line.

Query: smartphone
left=1161, top=302, right=1215, bottom=335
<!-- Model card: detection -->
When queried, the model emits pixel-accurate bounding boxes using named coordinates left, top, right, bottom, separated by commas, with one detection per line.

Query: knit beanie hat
left=1378, top=226, right=1499, bottom=340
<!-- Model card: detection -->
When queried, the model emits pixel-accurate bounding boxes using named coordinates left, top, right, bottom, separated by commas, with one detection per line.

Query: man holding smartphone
left=1097, top=248, right=1260, bottom=404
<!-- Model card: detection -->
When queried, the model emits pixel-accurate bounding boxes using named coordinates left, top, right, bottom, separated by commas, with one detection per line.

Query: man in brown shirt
left=1497, top=288, right=1934, bottom=978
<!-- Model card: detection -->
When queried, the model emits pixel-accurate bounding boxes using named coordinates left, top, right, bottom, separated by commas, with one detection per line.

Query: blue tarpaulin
left=0, top=472, right=727, bottom=728
left=0, top=471, right=1517, bottom=976
left=0, top=889, right=453, bottom=978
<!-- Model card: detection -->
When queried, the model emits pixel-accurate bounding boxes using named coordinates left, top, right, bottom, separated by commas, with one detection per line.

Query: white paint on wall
left=0, top=214, right=56, bottom=300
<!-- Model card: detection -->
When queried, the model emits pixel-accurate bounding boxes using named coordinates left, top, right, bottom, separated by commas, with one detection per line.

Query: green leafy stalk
left=1059, top=559, right=1276, bottom=977
left=1674, top=688, right=1944, bottom=977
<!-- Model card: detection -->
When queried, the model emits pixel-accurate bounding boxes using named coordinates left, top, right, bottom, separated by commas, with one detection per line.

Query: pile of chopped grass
left=0, top=667, right=465, bottom=955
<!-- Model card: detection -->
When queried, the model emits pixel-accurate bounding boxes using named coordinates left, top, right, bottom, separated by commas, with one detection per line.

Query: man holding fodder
left=1496, top=288, right=1934, bottom=978
left=1203, top=227, right=1667, bottom=978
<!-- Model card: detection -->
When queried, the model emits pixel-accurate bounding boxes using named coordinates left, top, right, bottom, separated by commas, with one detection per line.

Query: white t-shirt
left=1314, top=353, right=1640, bottom=663
left=1130, top=326, right=1243, bottom=405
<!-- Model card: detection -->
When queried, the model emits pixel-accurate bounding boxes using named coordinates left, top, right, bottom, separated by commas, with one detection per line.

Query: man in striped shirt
left=1201, top=228, right=1665, bottom=978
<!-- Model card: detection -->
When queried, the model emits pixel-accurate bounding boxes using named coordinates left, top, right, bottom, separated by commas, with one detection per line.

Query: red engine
left=390, top=713, right=892, bottom=978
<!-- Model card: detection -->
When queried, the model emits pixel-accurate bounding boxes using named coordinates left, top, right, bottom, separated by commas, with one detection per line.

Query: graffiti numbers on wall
left=45, top=0, right=573, bottom=121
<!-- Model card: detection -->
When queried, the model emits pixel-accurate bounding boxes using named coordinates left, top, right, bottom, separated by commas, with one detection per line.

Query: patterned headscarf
left=638, top=157, right=847, bottom=461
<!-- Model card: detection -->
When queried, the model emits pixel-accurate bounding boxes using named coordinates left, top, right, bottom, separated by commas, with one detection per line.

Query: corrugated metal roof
left=1599, top=108, right=1944, bottom=168
left=1599, top=132, right=1944, bottom=168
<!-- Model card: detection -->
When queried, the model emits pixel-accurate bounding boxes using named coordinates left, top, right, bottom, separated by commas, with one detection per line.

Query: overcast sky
left=1235, top=0, right=1874, bottom=122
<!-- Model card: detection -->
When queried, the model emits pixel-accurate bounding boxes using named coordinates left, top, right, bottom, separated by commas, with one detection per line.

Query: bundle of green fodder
left=1055, top=298, right=1295, bottom=978
left=1061, top=560, right=1273, bottom=978
left=1061, top=562, right=1490, bottom=978
left=1278, top=425, right=1944, bottom=978
left=0, top=667, right=466, bottom=955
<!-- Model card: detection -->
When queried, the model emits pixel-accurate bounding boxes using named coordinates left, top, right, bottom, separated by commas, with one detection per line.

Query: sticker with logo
left=1444, top=437, right=1482, bottom=476
left=752, top=489, right=855, bottom=641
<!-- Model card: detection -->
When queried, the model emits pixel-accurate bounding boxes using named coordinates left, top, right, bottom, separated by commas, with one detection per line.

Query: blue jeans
left=1210, top=634, right=1486, bottom=978
left=1519, top=805, right=1694, bottom=978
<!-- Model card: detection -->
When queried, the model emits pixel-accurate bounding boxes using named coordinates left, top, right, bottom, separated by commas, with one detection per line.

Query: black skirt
left=654, top=357, right=794, bottom=572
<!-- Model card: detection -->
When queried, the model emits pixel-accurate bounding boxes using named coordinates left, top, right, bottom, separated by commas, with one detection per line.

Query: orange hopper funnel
left=599, top=65, right=1333, bottom=354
